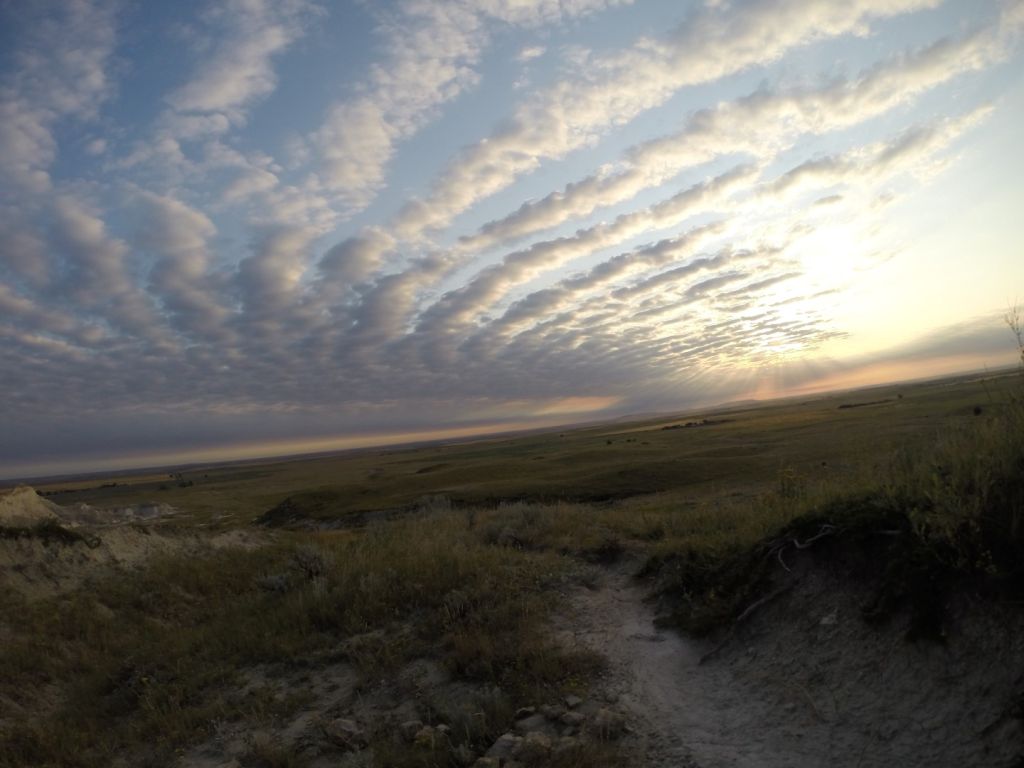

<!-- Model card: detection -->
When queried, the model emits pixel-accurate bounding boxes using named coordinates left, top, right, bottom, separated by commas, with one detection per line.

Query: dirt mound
left=0, top=521, right=266, bottom=601
left=598, top=494, right=1024, bottom=766
left=652, top=494, right=1024, bottom=643
left=0, top=526, right=183, bottom=599
left=0, top=486, right=62, bottom=527
left=0, top=486, right=180, bottom=530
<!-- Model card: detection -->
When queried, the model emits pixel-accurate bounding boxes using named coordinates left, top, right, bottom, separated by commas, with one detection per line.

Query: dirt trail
left=560, top=562, right=1024, bottom=768
left=561, top=565, right=790, bottom=767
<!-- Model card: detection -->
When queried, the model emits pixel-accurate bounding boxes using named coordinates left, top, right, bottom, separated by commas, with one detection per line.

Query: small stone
left=588, top=708, right=626, bottom=741
left=485, top=733, right=522, bottom=761
left=322, top=718, right=367, bottom=750
left=560, top=711, right=585, bottom=727
left=564, top=694, right=583, bottom=709
left=515, top=706, right=536, bottom=719
left=603, top=691, right=620, bottom=704
left=553, top=736, right=579, bottom=755
left=399, top=720, right=424, bottom=742
left=414, top=726, right=437, bottom=748
left=514, top=714, right=549, bottom=734
left=539, top=704, right=565, bottom=720
left=516, top=732, right=552, bottom=765
left=820, top=609, right=838, bottom=626
left=453, top=745, right=476, bottom=766
left=436, top=724, right=451, bottom=737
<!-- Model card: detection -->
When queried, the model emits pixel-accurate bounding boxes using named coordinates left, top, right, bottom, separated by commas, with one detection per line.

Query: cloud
left=221, top=167, right=279, bottom=203
left=392, top=0, right=941, bottom=239
left=516, top=45, right=546, bottom=62
left=0, top=211, right=50, bottom=286
left=237, top=225, right=316, bottom=322
left=48, top=196, right=166, bottom=341
left=763, top=105, right=994, bottom=200
left=113, top=0, right=320, bottom=199
left=0, top=0, right=119, bottom=198
left=414, top=164, right=755, bottom=339
left=138, top=192, right=233, bottom=343
left=461, top=15, right=1009, bottom=251
left=166, top=0, right=320, bottom=121
left=85, top=138, right=108, bottom=156
left=309, top=0, right=625, bottom=212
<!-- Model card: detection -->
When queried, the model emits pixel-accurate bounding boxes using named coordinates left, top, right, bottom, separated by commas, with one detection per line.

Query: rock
left=588, top=708, right=626, bottom=740
left=564, top=694, right=583, bottom=709
left=516, top=732, right=552, bottom=765
left=513, top=713, right=549, bottom=735
left=322, top=718, right=367, bottom=750
left=539, top=704, right=565, bottom=720
left=485, top=732, right=522, bottom=761
left=577, top=699, right=601, bottom=716
left=553, top=736, right=580, bottom=756
left=560, top=711, right=585, bottom=727
left=515, top=706, right=536, bottom=719
left=414, top=726, right=438, bottom=748
left=336, top=753, right=374, bottom=768
left=473, top=758, right=500, bottom=768
left=399, top=719, right=423, bottom=742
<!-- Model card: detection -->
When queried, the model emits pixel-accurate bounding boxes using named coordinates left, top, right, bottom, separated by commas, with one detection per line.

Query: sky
left=1, top=0, right=1022, bottom=479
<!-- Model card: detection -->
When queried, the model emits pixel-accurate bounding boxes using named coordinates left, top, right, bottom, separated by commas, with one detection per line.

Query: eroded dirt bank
left=560, top=561, right=1024, bottom=768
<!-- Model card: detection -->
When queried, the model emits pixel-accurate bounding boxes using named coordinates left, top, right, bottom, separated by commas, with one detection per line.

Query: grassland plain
left=1, top=364, right=1022, bottom=767
left=31, top=369, right=1020, bottom=529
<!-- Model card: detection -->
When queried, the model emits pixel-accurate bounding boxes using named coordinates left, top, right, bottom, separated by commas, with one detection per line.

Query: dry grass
left=0, top=513, right=601, bottom=767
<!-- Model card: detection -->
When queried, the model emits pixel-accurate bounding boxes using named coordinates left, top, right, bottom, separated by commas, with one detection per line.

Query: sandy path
left=560, top=562, right=1024, bottom=768
left=562, top=564, right=779, bottom=767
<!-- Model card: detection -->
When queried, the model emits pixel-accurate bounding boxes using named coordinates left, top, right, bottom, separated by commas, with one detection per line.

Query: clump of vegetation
left=0, top=520, right=91, bottom=546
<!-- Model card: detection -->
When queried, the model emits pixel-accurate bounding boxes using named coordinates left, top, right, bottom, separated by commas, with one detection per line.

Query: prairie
left=2, top=366, right=1022, bottom=767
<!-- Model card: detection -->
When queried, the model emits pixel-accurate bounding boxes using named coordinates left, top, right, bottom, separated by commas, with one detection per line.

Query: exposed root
left=700, top=584, right=794, bottom=665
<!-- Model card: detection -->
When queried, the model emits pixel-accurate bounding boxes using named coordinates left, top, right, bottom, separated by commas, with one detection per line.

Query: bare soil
left=560, top=559, right=1024, bottom=767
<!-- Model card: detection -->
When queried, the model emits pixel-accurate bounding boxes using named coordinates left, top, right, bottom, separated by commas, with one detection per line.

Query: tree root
left=700, top=583, right=795, bottom=665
